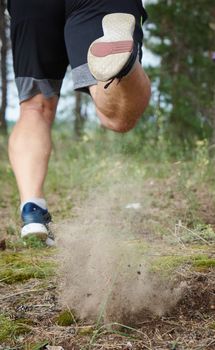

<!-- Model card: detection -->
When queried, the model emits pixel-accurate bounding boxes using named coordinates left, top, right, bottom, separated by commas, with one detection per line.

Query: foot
left=88, top=13, right=137, bottom=83
left=21, top=202, right=52, bottom=241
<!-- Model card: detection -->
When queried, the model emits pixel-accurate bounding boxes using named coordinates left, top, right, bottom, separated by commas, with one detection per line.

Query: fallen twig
left=0, top=288, right=43, bottom=301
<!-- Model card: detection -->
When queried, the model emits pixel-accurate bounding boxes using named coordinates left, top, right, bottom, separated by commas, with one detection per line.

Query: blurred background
left=0, top=0, right=214, bottom=153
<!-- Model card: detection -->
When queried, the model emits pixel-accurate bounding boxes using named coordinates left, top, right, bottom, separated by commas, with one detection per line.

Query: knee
left=20, top=94, right=58, bottom=124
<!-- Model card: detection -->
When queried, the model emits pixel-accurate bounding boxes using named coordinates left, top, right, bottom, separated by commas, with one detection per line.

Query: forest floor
left=0, top=130, right=214, bottom=350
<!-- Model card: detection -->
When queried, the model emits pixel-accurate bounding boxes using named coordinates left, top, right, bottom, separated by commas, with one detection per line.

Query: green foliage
left=179, top=224, right=215, bottom=244
left=144, top=0, right=215, bottom=145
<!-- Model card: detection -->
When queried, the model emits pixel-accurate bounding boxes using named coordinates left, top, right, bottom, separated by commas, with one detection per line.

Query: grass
left=0, top=250, right=55, bottom=284
left=29, top=341, right=50, bottom=350
left=177, top=223, right=215, bottom=244
left=0, top=315, right=32, bottom=342
left=192, top=255, right=215, bottom=268
left=150, top=254, right=215, bottom=274
left=0, top=127, right=214, bottom=348
left=55, top=310, right=77, bottom=326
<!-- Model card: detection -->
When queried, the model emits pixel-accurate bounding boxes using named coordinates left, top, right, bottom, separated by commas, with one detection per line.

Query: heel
left=21, top=223, right=48, bottom=240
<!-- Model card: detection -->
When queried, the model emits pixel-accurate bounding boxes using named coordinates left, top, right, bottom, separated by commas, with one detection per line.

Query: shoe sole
left=21, top=223, right=48, bottom=240
left=88, top=13, right=135, bottom=81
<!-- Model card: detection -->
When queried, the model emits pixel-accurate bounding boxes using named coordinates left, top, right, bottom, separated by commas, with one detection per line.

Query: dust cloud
left=56, top=183, right=186, bottom=325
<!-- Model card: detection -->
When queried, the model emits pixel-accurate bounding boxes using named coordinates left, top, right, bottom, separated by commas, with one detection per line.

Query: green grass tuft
left=0, top=315, right=32, bottom=342
left=192, top=256, right=215, bottom=268
left=0, top=251, right=55, bottom=284
left=56, top=310, right=77, bottom=326
left=30, top=341, right=49, bottom=350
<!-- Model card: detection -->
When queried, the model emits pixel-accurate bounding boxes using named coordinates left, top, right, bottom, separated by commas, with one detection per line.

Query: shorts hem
left=19, top=90, right=60, bottom=103
left=72, top=63, right=97, bottom=92
left=73, top=80, right=98, bottom=90
left=15, top=77, right=63, bottom=103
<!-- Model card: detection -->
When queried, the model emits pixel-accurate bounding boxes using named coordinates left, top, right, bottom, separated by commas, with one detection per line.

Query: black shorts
left=8, top=0, right=147, bottom=102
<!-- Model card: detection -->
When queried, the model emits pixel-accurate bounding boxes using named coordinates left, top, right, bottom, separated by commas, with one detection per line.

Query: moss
left=0, top=315, right=31, bottom=342
left=0, top=315, right=13, bottom=342
left=0, top=251, right=55, bottom=284
left=25, top=340, right=49, bottom=350
left=209, top=322, right=215, bottom=330
left=150, top=253, right=215, bottom=275
left=192, top=256, right=215, bottom=268
left=78, top=326, right=94, bottom=336
left=150, top=255, right=190, bottom=274
left=14, top=318, right=33, bottom=336
left=56, top=310, right=77, bottom=326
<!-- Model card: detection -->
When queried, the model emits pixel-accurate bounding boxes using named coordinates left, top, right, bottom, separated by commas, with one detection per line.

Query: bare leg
left=89, top=62, right=151, bottom=133
left=8, top=94, right=58, bottom=203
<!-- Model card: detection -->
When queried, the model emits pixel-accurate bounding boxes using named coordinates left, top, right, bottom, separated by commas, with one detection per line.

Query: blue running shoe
left=21, top=202, right=52, bottom=241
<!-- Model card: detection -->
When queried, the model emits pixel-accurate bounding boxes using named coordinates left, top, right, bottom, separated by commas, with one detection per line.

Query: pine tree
left=145, top=0, right=215, bottom=146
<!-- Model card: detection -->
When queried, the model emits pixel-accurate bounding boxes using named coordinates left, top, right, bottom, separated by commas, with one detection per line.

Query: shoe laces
left=103, top=44, right=137, bottom=90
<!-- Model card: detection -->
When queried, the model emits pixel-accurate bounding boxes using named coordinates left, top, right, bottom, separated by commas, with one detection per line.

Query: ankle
left=20, top=198, right=47, bottom=212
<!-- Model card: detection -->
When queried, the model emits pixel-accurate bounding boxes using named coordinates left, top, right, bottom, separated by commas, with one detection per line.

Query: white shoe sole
left=21, top=223, right=48, bottom=240
left=88, top=13, right=135, bottom=81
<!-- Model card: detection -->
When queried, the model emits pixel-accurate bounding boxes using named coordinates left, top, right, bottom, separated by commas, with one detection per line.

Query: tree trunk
left=208, top=90, right=215, bottom=157
left=208, top=9, right=215, bottom=155
left=74, top=91, right=85, bottom=138
left=0, top=0, right=8, bottom=134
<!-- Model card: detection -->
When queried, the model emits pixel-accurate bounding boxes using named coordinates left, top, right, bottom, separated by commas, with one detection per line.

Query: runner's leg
left=65, top=0, right=150, bottom=132
left=8, top=0, right=68, bottom=240
left=89, top=62, right=151, bottom=133
left=8, top=94, right=58, bottom=202
left=8, top=0, right=68, bottom=204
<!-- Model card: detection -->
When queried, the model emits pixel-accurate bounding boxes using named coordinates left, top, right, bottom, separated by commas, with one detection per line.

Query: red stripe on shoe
left=90, top=40, right=134, bottom=57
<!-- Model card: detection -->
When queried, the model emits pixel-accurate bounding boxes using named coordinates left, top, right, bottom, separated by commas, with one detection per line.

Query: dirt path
left=0, top=263, right=214, bottom=349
